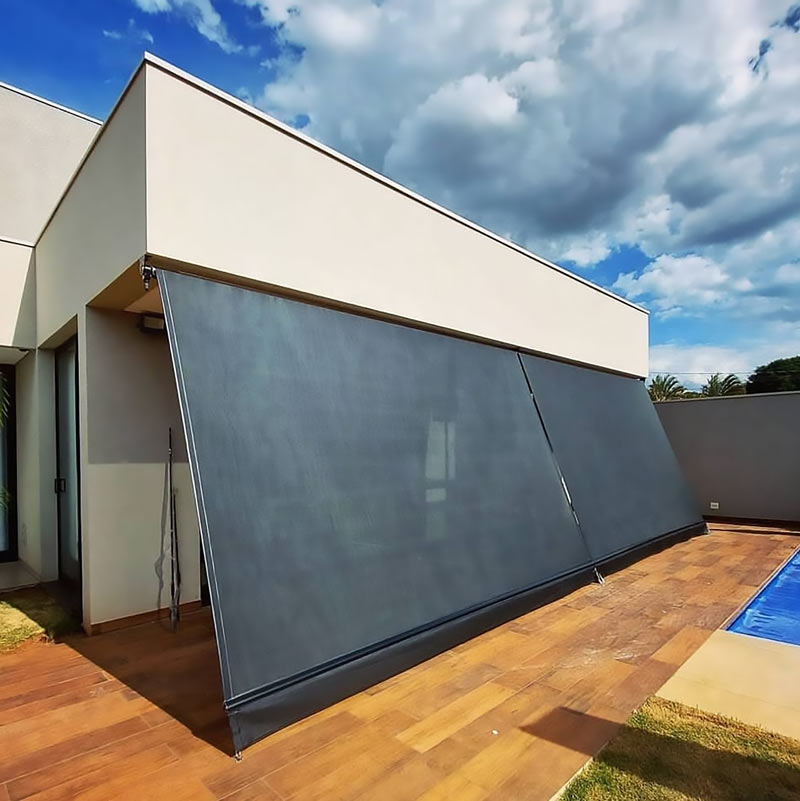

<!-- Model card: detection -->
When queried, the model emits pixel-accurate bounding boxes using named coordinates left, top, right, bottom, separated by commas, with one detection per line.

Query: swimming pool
left=728, top=546, right=800, bottom=646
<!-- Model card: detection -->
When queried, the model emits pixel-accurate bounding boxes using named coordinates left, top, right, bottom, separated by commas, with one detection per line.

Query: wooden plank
left=203, top=710, right=363, bottom=799
left=0, top=678, right=125, bottom=726
left=0, top=524, right=794, bottom=801
left=266, top=732, right=409, bottom=801
left=87, top=601, right=204, bottom=635
left=393, top=662, right=502, bottom=719
left=218, top=780, right=282, bottom=801
left=354, top=753, right=445, bottom=801
left=396, top=683, right=515, bottom=753
left=448, top=682, right=561, bottom=753
left=415, top=772, right=488, bottom=801
left=6, top=723, right=181, bottom=800
left=457, top=728, right=535, bottom=791
left=0, top=716, right=150, bottom=785
left=0, top=688, right=150, bottom=759
left=0, top=670, right=109, bottom=713
left=10, top=744, right=176, bottom=801
left=651, top=626, right=711, bottom=666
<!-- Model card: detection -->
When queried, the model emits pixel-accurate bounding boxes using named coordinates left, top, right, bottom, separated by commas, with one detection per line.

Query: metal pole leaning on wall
left=169, top=426, right=182, bottom=630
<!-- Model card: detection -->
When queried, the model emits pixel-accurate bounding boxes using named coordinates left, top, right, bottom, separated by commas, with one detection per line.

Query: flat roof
left=0, top=79, right=101, bottom=125
left=33, top=52, right=647, bottom=316
left=143, top=54, right=646, bottom=315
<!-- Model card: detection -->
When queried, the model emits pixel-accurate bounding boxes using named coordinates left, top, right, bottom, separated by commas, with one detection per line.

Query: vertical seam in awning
left=516, top=351, right=597, bottom=568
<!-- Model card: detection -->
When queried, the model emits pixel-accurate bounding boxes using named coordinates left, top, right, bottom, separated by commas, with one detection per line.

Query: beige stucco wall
left=14, top=350, right=57, bottom=579
left=0, top=240, right=35, bottom=350
left=0, top=82, right=96, bottom=581
left=81, top=307, right=200, bottom=625
left=0, top=83, right=99, bottom=244
left=144, top=62, right=649, bottom=378
left=13, top=56, right=651, bottom=629
left=35, top=71, right=146, bottom=345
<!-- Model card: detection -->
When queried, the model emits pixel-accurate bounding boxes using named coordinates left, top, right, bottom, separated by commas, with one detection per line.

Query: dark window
left=0, top=364, right=17, bottom=562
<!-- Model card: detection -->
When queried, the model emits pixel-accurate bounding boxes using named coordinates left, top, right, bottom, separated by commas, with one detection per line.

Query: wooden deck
left=1, top=523, right=797, bottom=801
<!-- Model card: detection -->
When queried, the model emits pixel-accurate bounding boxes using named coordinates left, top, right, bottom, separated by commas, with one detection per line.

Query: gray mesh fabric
left=521, top=353, right=703, bottom=561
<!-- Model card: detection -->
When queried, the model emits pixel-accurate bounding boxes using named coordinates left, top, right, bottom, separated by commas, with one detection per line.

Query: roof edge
left=655, top=390, right=800, bottom=404
left=0, top=234, right=35, bottom=248
left=141, top=52, right=648, bottom=316
left=0, top=79, right=102, bottom=125
left=34, top=59, right=148, bottom=246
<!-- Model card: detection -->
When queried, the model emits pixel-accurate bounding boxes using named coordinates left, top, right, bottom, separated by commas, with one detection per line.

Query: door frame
left=0, top=363, right=18, bottom=563
left=54, top=337, right=82, bottom=593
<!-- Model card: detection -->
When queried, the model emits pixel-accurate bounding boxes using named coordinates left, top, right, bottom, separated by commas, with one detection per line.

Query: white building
left=1, top=55, right=700, bottom=750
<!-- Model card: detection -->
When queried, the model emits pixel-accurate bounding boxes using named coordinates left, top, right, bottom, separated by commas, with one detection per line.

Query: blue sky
left=2, top=1, right=799, bottom=385
left=0, top=1, right=277, bottom=118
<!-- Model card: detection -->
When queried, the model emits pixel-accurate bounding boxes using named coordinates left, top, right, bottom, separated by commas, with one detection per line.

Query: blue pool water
left=728, top=547, right=800, bottom=646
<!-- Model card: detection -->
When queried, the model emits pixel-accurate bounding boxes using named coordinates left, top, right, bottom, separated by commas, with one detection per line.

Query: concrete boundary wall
left=656, top=392, right=800, bottom=523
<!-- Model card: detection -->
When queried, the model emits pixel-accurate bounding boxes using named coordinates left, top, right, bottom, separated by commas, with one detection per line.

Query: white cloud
left=103, top=18, right=154, bottom=44
left=562, top=235, right=612, bottom=268
left=133, top=0, right=171, bottom=10
left=301, top=3, right=379, bottom=51
left=156, top=0, right=800, bottom=362
left=775, top=263, right=800, bottom=284
left=650, top=334, right=800, bottom=387
left=649, top=343, right=760, bottom=387
left=133, top=0, right=240, bottom=52
left=247, top=2, right=798, bottom=256
left=236, top=86, right=254, bottom=104
left=613, top=254, right=740, bottom=317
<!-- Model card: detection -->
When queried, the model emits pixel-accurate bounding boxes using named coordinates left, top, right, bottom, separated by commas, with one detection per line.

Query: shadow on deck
left=66, top=608, right=235, bottom=755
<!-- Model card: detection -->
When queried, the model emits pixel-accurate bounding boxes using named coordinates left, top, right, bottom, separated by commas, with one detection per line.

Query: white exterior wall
left=11, top=56, right=651, bottom=627
left=0, top=241, right=35, bottom=351
left=0, top=83, right=98, bottom=355
left=0, top=83, right=99, bottom=244
left=35, top=71, right=146, bottom=345
left=81, top=308, right=200, bottom=624
left=0, top=83, right=96, bottom=582
left=145, top=61, right=648, bottom=378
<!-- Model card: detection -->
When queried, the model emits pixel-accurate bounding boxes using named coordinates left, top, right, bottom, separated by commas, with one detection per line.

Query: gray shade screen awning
left=159, top=270, right=596, bottom=751
left=520, top=354, right=703, bottom=561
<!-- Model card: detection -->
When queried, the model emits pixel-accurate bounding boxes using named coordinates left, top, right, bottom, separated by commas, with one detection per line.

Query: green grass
left=563, top=697, right=800, bottom=801
left=0, top=588, right=78, bottom=651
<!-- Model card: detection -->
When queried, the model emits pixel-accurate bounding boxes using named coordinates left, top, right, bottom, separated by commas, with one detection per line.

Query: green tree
left=701, top=373, right=745, bottom=396
left=648, top=374, right=685, bottom=401
left=746, top=355, right=800, bottom=394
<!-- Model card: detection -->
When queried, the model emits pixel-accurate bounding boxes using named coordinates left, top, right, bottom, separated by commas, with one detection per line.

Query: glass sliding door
left=0, top=365, right=17, bottom=562
left=55, top=340, right=81, bottom=596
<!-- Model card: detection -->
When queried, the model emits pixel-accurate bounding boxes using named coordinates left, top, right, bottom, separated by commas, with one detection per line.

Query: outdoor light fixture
left=138, top=313, right=166, bottom=334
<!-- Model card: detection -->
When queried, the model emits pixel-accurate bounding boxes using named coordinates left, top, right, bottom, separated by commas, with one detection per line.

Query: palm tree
left=701, top=373, right=745, bottom=396
left=648, top=374, right=685, bottom=401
